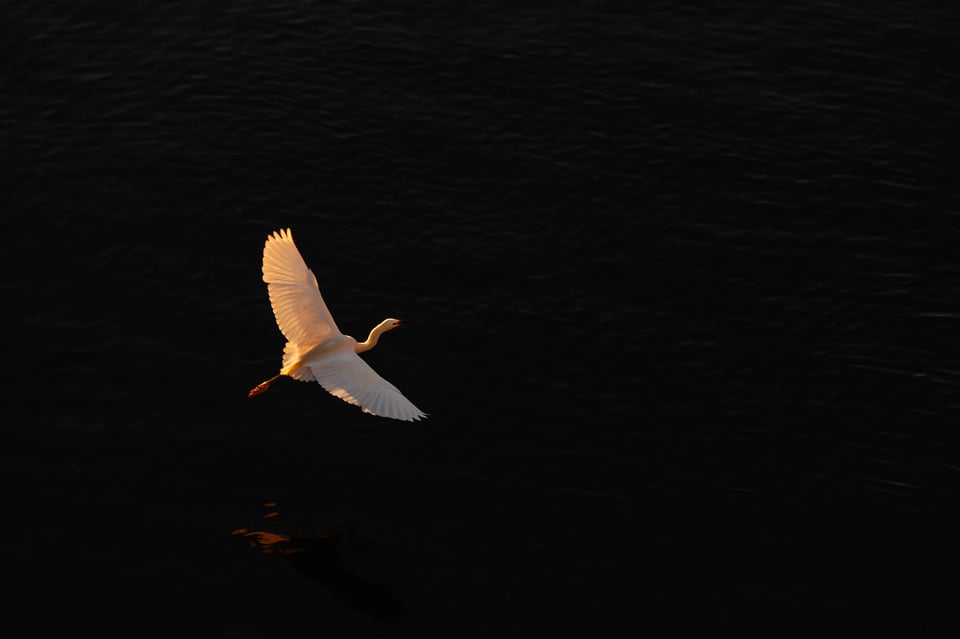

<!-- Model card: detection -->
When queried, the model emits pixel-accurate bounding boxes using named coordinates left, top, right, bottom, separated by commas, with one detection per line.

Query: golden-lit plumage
left=248, top=228, right=426, bottom=422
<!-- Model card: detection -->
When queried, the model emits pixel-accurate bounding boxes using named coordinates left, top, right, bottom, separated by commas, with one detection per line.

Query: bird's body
left=249, top=228, right=426, bottom=422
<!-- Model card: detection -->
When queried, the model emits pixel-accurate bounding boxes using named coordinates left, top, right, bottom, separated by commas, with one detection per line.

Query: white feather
left=250, top=228, right=427, bottom=422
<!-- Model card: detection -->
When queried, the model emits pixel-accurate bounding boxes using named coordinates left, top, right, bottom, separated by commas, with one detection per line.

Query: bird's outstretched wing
left=262, top=228, right=340, bottom=347
left=308, top=349, right=427, bottom=422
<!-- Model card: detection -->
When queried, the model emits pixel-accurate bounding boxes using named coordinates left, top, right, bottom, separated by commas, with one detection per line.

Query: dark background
left=2, top=1, right=956, bottom=634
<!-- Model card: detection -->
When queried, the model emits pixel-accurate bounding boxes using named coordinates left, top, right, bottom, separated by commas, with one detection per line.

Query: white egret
left=248, top=228, right=427, bottom=422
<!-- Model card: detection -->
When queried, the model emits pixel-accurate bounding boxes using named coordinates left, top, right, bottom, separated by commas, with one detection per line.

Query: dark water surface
left=3, top=1, right=957, bottom=633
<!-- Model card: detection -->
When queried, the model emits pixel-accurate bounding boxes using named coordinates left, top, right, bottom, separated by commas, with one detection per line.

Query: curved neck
left=355, top=322, right=391, bottom=353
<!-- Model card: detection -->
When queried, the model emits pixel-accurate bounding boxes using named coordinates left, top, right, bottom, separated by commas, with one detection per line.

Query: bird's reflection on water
left=233, top=504, right=406, bottom=624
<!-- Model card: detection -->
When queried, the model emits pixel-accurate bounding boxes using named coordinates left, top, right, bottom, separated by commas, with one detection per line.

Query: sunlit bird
left=248, top=228, right=427, bottom=421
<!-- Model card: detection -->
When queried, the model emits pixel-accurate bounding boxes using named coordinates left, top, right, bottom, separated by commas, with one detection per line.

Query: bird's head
left=382, top=318, right=404, bottom=332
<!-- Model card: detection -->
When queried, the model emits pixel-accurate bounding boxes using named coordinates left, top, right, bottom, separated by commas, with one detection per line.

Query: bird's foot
left=248, top=383, right=271, bottom=398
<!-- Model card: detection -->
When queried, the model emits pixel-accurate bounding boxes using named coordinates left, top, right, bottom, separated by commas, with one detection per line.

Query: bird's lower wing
left=308, top=351, right=427, bottom=422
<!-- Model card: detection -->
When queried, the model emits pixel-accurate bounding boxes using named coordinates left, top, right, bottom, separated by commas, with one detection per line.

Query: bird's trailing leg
left=248, top=374, right=283, bottom=398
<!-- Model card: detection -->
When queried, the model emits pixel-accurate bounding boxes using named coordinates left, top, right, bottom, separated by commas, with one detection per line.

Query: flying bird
left=248, top=228, right=426, bottom=421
